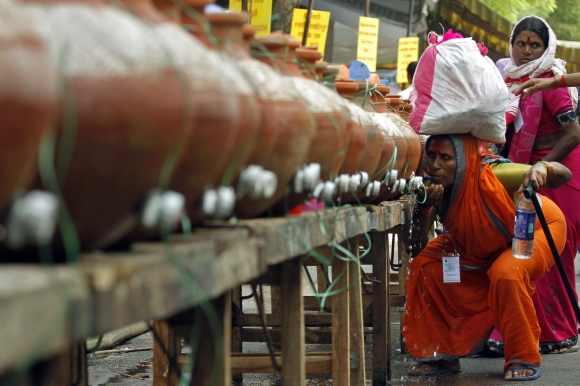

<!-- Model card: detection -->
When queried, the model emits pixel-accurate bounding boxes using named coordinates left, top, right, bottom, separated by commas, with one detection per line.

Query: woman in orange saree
left=403, top=134, right=570, bottom=380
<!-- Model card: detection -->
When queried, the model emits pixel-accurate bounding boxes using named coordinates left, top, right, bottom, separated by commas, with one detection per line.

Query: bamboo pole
left=302, top=0, right=315, bottom=46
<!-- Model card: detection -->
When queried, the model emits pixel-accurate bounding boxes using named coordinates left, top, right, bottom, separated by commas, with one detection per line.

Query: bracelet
left=534, top=160, right=554, bottom=177
left=561, top=74, right=567, bottom=88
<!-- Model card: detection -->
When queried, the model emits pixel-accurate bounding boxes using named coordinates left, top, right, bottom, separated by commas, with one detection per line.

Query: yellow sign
left=356, top=17, right=379, bottom=72
left=396, top=37, right=420, bottom=84
left=229, top=0, right=273, bottom=36
left=289, top=9, right=331, bottom=56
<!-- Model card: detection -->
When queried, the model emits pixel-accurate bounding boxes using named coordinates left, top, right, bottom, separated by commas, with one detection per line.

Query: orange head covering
left=426, top=134, right=516, bottom=265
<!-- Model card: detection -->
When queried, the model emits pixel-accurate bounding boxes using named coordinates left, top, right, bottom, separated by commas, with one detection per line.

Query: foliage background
left=480, top=0, right=580, bottom=41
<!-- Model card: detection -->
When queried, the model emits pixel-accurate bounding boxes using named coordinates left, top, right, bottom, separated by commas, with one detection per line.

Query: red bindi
left=430, top=139, right=445, bottom=153
left=526, top=36, right=530, bottom=43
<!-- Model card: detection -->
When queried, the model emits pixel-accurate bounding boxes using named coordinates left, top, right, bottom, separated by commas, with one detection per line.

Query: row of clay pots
left=0, top=0, right=426, bottom=256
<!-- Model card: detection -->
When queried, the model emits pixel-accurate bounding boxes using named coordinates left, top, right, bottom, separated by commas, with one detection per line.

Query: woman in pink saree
left=488, top=15, right=580, bottom=355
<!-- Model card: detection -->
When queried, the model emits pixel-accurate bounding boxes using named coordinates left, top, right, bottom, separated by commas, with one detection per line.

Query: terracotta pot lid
left=376, top=85, right=390, bottom=94
left=327, top=64, right=350, bottom=80
left=253, top=36, right=287, bottom=49
left=183, top=0, right=213, bottom=9
left=322, top=66, right=339, bottom=77
left=315, top=61, right=328, bottom=70
left=242, top=23, right=255, bottom=40
left=204, top=11, right=248, bottom=25
left=355, top=81, right=376, bottom=91
left=295, top=47, right=323, bottom=62
left=335, top=80, right=359, bottom=92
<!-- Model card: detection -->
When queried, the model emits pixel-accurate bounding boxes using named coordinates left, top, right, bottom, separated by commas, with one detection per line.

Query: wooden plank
left=304, top=295, right=372, bottom=312
left=228, top=207, right=368, bottom=266
left=371, top=232, right=390, bottom=385
left=230, top=353, right=331, bottom=374
left=241, top=328, right=376, bottom=345
left=0, top=266, right=89, bottom=377
left=348, top=239, right=366, bottom=385
left=332, top=255, right=350, bottom=386
left=281, top=257, right=304, bottom=385
left=233, top=313, right=373, bottom=327
left=152, top=320, right=180, bottom=386
left=86, top=228, right=260, bottom=334
left=0, top=204, right=416, bottom=379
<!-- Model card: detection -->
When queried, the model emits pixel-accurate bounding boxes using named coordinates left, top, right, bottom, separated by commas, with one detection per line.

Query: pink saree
left=488, top=74, right=580, bottom=354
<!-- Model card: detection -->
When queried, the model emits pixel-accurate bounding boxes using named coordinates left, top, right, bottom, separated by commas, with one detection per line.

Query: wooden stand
left=0, top=203, right=411, bottom=386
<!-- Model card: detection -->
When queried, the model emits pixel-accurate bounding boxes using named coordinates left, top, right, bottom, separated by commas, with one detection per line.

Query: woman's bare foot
left=409, top=359, right=461, bottom=375
left=504, top=364, right=534, bottom=380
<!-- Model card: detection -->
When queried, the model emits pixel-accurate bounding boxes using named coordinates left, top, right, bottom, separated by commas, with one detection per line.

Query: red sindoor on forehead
left=430, top=138, right=447, bottom=153
left=526, top=36, right=531, bottom=43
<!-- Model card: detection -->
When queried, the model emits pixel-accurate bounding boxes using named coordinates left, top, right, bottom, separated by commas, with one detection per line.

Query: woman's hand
left=418, top=183, right=444, bottom=207
left=514, top=77, right=557, bottom=98
left=518, top=163, right=548, bottom=193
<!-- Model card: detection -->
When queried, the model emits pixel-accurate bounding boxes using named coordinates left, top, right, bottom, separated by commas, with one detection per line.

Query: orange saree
left=402, top=134, right=567, bottom=372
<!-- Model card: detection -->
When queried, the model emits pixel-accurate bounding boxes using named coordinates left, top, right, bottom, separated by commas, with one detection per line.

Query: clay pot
left=203, top=12, right=264, bottom=177
left=367, top=84, right=392, bottom=113
left=253, top=36, right=352, bottom=211
left=366, top=114, right=409, bottom=202
left=152, top=0, right=182, bottom=23
left=205, top=13, right=317, bottom=218
left=387, top=113, right=421, bottom=179
left=22, top=0, right=200, bottom=249
left=295, top=46, right=323, bottom=81
left=415, top=135, right=428, bottom=176
left=0, top=2, right=57, bottom=217
left=337, top=102, right=368, bottom=175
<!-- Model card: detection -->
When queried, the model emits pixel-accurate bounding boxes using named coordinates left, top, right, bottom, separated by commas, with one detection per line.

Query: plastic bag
left=409, top=31, right=509, bottom=143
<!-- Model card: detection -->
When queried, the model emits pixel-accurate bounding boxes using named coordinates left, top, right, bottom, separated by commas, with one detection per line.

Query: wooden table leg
left=397, top=232, right=410, bottom=355
left=332, top=252, right=350, bottom=386
left=191, top=293, right=231, bottom=386
left=153, top=320, right=181, bottom=386
left=349, top=238, right=367, bottom=385
left=371, top=232, right=390, bottom=385
left=25, top=341, right=89, bottom=386
left=231, top=287, right=243, bottom=385
left=281, top=256, right=304, bottom=385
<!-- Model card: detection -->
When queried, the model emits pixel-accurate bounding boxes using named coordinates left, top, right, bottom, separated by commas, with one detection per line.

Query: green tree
left=546, top=0, right=580, bottom=41
left=479, top=0, right=556, bottom=23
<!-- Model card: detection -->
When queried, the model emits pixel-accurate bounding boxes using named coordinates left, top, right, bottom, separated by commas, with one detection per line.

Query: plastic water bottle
left=512, top=193, right=540, bottom=259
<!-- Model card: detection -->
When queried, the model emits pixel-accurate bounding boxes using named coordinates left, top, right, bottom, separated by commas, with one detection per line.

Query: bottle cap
left=358, top=171, right=369, bottom=187
left=160, top=190, right=186, bottom=228
left=303, top=163, right=321, bottom=191
left=294, top=169, right=305, bottom=193
left=312, top=182, right=326, bottom=200
left=366, top=181, right=381, bottom=197
left=214, top=186, right=236, bottom=219
left=238, top=165, right=264, bottom=198
left=261, top=170, right=277, bottom=198
left=320, top=181, right=336, bottom=202
left=336, top=174, right=350, bottom=194
left=6, top=190, right=59, bottom=248
left=201, top=188, right=218, bottom=217
left=349, top=174, right=361, bottom=192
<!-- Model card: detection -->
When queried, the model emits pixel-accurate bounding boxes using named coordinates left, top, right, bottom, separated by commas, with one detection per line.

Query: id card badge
left=442, top=253, right=461, bottom=283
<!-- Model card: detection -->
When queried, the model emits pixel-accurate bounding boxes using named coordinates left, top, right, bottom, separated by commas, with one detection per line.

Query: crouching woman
left=403, top=134, right=571, bottom=381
